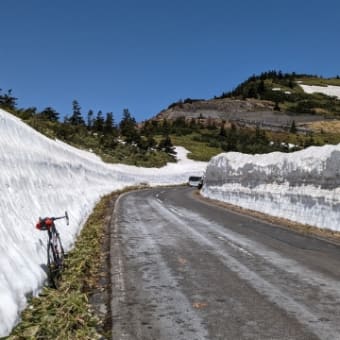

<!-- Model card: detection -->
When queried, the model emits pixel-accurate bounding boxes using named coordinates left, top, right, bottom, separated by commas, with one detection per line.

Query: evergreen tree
left=93, top=110, right=104, bottom=132
left=17, top=107, right=37, bottom=120
left=158, top=135, right=176, bottom=155
left=137, top=135, right=156, bottom=151
left=146, top=136, right=157, bottom=149
left=161, top=119, right=171, bottom=135
left=247, top=86, right=257, bottom=98
left=141, top=120, right=159, bottom=136
left=68, top=100, right=85, bottom=125
left=290, top=120, right=297, bottom=133
left=40, top=107, right=59, bottom=122
left=104, top=112, right=117, bottom=135
left=258, top=80, right=265, bottom=94
left=0, top=89, right=17, bottom=109
left=119, top=109, right=138, bottom=141
left=288, top=78, right=294, bottom=88
left=87, top=110, right=94, bottom=129
left=274, top=101, right=280, bottom=111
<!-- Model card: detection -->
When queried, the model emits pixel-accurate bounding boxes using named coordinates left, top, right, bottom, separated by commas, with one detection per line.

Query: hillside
left=3, top=71, right=340, bottom=165
left=153, top=97, right=322, bottom=132
left=153, top=72, right=340, bottom=133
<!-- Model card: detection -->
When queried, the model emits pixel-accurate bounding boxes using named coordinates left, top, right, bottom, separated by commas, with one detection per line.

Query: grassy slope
left=163, top=76, right=340, bottom=158
left=298, top=77, right=340, bottom=86
left=170, top=134, right=221, bottom=161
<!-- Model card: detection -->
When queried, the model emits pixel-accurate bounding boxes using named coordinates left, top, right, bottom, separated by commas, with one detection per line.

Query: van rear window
left=189, top=176, right=201, bottom=181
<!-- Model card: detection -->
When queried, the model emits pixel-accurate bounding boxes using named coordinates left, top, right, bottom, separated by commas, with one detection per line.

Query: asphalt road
left=110, top=187, right=340, bottom=340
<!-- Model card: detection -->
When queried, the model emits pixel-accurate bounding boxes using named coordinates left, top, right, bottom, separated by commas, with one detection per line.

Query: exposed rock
left=151, top=97, right=324, bottom=132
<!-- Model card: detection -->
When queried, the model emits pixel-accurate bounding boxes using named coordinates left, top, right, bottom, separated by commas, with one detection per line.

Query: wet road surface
left=110, top=187, right=340, bottom=340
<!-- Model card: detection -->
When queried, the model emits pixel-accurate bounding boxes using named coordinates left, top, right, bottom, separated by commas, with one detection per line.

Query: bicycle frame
left=37, top=212, right=68, bottom=288
left=46, top=222, right=65, bottom=288
left=47, top=224, right=63, bottom=265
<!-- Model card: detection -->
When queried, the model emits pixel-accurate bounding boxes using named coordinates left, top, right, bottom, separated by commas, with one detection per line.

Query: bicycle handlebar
left=38, top=211, right=69, bottom=226
left=51, top=211, right=69, bottom=225
left=52, top=216, right=66, bottom=221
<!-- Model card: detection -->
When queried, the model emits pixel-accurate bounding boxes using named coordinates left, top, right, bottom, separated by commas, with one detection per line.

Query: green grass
left=298, top=77, right=340, bottom=86
left=7, top=191, right=125, bottom=340
left=100, top=143, right=175, bottom=167
left=170, top=134, right=222, bottom=161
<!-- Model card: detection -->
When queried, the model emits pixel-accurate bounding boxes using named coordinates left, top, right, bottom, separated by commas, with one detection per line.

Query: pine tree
left=93, top=110, right=104, bottom=132
left=258, top=80, right=265, bottom=94
left=290, top=120, right=297, bottom=134
left=158, top=135, right=176, bottom=155
left=274, top=101, right=280, bottom=111
left=40, top=107, right=59, bottom=122
left=161, top=119, right=170, bottom=135
left=146, top=136, right=157, bottom=149
left=87, top=110, right=94, bottom=129
left=68, top=100, right=85, bottom=125
left=0, top=89, right=17, bottom=109
left=119, top=109, right=138, bottom=142
left=141, top=120, right=158, bottom=136
left=104, top=112, right=117, bottom=135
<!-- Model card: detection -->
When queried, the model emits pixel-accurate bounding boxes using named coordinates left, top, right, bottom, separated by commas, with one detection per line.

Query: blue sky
left=1, top=0, right=339, bottom=122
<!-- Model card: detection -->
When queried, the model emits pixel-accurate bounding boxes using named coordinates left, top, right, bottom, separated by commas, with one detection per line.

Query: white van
left=188, top=176, right=203, bottom=188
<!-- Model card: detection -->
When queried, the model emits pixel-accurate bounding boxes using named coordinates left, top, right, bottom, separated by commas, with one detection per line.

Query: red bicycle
left=36, top=212, right=69, bottom=288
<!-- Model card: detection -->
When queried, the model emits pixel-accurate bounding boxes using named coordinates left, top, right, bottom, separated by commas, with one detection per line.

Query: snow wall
left=0, top=108, right=206, bottom=336
left=201, top=145, right=340, bottom=232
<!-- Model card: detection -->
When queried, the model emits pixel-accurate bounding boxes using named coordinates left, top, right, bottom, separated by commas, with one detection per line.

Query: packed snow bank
left=0, top=108, right=206, bottom=336
left=300, top=84, right=340, bottom=99
left=201, top=145, right=340, bottom=232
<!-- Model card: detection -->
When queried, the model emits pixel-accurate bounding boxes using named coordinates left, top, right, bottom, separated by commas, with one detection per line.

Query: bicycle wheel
left=47, top=235, right=65, bottom=288
left=47, top=240, right=59, bottom=288
left=54, top=232, right=65, bottom=268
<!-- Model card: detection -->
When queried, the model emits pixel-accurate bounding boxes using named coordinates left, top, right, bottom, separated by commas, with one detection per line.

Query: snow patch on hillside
left=300, top=84, right=340, bottom=99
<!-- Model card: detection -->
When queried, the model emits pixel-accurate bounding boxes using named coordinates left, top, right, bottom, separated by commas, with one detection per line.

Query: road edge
left=193, top=189, right=340, bottom=247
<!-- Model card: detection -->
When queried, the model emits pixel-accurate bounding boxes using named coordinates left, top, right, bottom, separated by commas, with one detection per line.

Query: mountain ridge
left=150, top=72, right=340, bottom=132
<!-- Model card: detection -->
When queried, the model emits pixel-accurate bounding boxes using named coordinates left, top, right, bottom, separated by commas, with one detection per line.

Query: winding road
left=110, top=187, right=340, bottom=340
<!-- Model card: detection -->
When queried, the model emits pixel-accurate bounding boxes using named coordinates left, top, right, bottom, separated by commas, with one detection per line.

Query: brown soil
left=305, top=120, right=340, bottom=133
